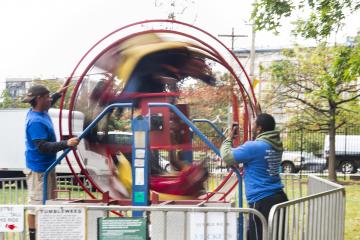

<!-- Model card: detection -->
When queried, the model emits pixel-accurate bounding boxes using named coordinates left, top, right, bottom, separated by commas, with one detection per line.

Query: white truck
left=0, top=108, right=108, bottom=178
left=324, top=135, right=360, bottom=174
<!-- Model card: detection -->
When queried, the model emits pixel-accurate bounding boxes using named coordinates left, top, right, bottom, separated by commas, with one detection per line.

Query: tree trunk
left=328, top=109, right=337, bottom=182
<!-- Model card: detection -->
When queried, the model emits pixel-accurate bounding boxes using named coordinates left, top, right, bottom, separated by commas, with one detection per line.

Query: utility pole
left=218, top=28, right=248, bottom=136
left=218, top=27, right=247, bottom=51
left=249, top=24, right=256, bottom=83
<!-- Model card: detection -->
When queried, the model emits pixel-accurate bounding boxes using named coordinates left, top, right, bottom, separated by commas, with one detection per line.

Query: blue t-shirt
left=25, top=109, right=57, bottom=172
left=232, top=140, right=283, bottom=203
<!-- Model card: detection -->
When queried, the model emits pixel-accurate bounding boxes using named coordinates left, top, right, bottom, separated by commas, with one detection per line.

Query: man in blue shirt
left=221, top=113, right=288, bottom=240
left=22, top=85, right=79, bottom=240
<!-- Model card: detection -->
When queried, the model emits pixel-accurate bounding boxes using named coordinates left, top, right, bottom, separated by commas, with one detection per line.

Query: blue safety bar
left=192, top=119, right=225, bottom=138
left=149, top=103, right=244, bottom=240
left=42, top=103, right=133, bottom=204
left=148, top=103, right=220, bottom=156
left=233, top=167, right=243, bottom=239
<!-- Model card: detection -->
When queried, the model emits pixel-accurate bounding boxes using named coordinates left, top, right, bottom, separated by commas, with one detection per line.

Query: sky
left=0, top=0, right=359, bottom=90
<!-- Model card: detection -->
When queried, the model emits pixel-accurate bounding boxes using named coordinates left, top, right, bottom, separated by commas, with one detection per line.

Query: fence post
left=300, top=128, right=304, bottom=177
left=343, top=127, right=348, bottom=179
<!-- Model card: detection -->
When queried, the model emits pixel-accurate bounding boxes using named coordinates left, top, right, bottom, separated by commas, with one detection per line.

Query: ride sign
left=0, top=206, right=24, bottom=232
left=98, top=217, right=147, bottom=240
left=37, top=207, right=86, bottom=240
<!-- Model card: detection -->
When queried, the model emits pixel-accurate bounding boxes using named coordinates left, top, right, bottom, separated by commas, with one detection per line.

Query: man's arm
left=28, top=120, right=80, bottom=154
left=34, top=137, right=79, bottom=154
left=220, top=138, right=236, bottom=166
left=50, top=92, right=62, bottom=106
left=34, top=140, right=68, bottom=154
left=221, top=139, right=254, bottom=166
left=50, top=85, right=70, bottom=106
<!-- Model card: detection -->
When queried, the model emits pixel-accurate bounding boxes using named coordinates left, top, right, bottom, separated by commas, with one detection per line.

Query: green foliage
left=179, top=73, right=233, bottom=132
left=0, top=89, right=28, bottom=109
left=264, top=34, right=360, bottom=181
left=266, top=36, right=360, bottom=130
left=252, top=0, right=359, bottom=40
left=252, top=0, right=294, bottom=33
left=107, top=113, right=132, bottom=132
left=0, top=79, right=70, bottom=109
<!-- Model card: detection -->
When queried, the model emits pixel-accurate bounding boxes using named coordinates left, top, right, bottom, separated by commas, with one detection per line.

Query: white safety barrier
left=0, top=174, right=346, bottom=240
left=268, top=175, right=345, bottom=240
left=0, top=205, right=267, bottom=240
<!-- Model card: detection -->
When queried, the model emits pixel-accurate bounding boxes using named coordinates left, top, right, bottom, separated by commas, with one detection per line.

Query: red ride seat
left=150, top=162, right=208, bottom=196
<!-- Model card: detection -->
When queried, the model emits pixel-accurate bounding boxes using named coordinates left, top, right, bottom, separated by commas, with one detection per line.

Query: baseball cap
left=22, top=85, right=50, bottom=103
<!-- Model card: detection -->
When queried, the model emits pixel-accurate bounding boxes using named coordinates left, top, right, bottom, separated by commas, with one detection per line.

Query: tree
left=0, top=89, right=28, bottom=109
left=263, top=36, right=360, bottom=181
left=0, top=78, right=70, bottom=109
left=179, top=74, right=232, bottom=132
left=252, top=0, right=360, bottom=40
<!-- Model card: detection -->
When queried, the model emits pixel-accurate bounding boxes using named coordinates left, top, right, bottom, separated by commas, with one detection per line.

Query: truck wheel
left=281, top=162, right=295, bottom=173
left=340, top=161, right=356, bottom=174
left=164, top=163, right=171, bottom=172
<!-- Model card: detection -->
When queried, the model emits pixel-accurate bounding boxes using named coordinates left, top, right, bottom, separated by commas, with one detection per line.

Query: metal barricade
left=0, top=177, right=27, bottom=205
left=0, top=205, right=268, bottom=240
left=0, top=174, right=346, bottom=239
left=281, top=174, right=305, bottom=200
left=268, top=175, right=345, bottom=240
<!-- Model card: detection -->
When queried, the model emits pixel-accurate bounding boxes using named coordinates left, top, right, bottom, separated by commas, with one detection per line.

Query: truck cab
left=324, top=135, right=360, bottom=174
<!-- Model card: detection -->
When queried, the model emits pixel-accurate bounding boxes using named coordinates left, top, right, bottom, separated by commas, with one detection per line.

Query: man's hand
left=226, top=122, right=238, bottom=140
left=67, top=137, right=80, bottom=147
left=237, top=166, right=244, bottom=176
left=56, top=84, right=70, bottom=95
left=255, top=102, right=262, bottom=115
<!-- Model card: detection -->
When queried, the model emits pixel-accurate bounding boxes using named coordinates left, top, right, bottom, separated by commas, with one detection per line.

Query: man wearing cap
left=22, top=85, right=79, bottom=240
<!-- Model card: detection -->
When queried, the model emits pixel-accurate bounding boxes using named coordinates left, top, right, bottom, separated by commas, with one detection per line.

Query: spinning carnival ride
left=52, top=20, right=258, bottom=205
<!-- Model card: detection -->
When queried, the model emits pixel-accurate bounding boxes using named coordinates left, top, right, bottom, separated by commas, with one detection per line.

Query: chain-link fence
left=280, top=126, right=360, bottom=176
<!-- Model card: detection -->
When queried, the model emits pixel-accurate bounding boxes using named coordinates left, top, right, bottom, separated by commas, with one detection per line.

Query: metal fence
left=281, top=126, right=360, bottom=175
left=0, top=204, right=268, bottom=240
left=0, top=175, right=102, bottom=205
left=190, top=126, right=360, bottom=175
left=268, top=175, right=345, bottom=240
left=1, top=173, right=346, bottom=239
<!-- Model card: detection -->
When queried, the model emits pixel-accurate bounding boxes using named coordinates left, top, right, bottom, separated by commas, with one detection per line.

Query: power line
left=218, top=27, right=248, bottom=51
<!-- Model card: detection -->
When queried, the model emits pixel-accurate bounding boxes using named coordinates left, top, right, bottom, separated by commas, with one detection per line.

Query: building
left=3, top=77, right=67, bottom=103
left=5, top=78, right=33, bottom=99
left=234, top=48, right=289, bottom=126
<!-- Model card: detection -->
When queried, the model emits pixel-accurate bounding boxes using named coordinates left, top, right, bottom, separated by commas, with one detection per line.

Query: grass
left=0, top=183, right=101, bottom=204
left=341, top=181, right=360, bottom=240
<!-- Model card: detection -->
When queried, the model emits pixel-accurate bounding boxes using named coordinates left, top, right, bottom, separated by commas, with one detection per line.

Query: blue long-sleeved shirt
left=221, top=137, right=283, bottom=203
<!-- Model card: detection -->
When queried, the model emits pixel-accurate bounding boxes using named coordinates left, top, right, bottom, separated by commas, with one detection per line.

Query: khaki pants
left=24, top=168, right=56, bottom=207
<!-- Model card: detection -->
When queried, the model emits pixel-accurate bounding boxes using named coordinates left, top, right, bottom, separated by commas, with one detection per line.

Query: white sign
left=135, top=168, right=145, bottom=185
left=190, top=212, right=237, bottom=240
left=135, top=158, right=145, bottom=167
left=135, top=149, right=145, bottom=159
left=134, top=131, right=146, bottom=148
left=0, top=206, right=24, bottom=232
left=37, top=207, right=86, bottom=240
